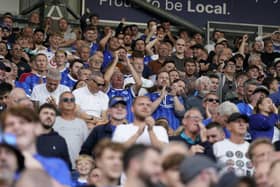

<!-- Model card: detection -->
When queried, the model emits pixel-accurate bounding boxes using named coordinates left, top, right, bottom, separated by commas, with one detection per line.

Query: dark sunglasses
left=86, top=79, right=105, bottom=87
left=207, top=98, right=219, bottom=103
left=62, top=98, right=75, bottom=103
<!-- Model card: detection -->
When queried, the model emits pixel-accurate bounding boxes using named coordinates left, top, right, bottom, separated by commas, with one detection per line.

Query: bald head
left=9, top=88, right=34, bottom=109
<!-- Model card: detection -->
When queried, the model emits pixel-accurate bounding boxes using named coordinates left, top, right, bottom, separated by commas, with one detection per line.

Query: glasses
left=206, top=98, right=219, bottom=103
left=87, top=79, right=105, bottom=87
left=62, top=98, right=75, bottom=103
left=185, top=116, right=203, bottom=120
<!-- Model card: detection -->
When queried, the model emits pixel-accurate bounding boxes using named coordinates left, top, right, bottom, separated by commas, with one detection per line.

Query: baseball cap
left=252, top=85, right=269, bottom=96
left=179, top=155, right=219, bottom=184
left=109, top=96, right=127, bottom=107
left=0, top=61, right=11, bottom=72
left=0, top=133, right=25, bottom=172
left=227, top=112, right=249, bottom=123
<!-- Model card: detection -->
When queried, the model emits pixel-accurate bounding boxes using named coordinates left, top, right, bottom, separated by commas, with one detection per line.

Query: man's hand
left=145, top=116, right=155, bottom=131
left=242, top=34, right=248, bottom=42
left=137, top=124, right=145, bottom=136
left=47, top=96, right=57, bottom=107
left=189, top=145, right=205, bottom=155
left=160, top=86, right=168, bottom=98
left=198, top=122, right=207, bottom=142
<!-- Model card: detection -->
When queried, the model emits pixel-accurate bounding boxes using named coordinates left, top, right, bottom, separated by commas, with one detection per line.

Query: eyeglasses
left=185, top=116, right=203, bottom=120
left=206, top=98, right=219, bottom=103
left=88, top=79, right=105, bottom=87
left=61, top=98, right=75, bottom=103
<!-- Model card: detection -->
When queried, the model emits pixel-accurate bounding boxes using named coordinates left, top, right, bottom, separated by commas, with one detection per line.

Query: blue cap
left=109, top=96, right=127, bottom=107
left=0, top=133, right=24, bottom=171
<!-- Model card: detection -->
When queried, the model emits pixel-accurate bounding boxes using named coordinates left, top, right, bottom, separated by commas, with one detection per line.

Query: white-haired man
left=31, top=68, right=70, bottom=106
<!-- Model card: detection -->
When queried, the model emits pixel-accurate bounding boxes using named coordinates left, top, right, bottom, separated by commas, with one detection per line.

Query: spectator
left=61, top=59, right=83, bottom=89
left=148, top=42, right=169, bottom=75
left=202, top=93, right=220, bottom=120
left=58, top=18, right=77, bottom=49
left=104, top=51, right=142, bottom=122
left=0, top=133, right=24, bottom=186
left=54, top=91, right=88, bottom=169
left=38, top=32, right=63, bottom=63
left=94, top=139, right=124, bottom=187
left=36, top=103, right=72, bottom=169
left=80, top=96, right=128, bottom=156
left=83, top=26, right=99, bottom=56
left=122, top=144, right=162, bottom=187
left=237, top=79, right=259, bottom=116
left=31, top=68, right=70, bottom=106
left=184, top=76, right=211, bottom=115
left=9, top=43, right=31, bottom=78
left=206, top=122, right=225, bottom=144
left=248, top=138, right=275, bottom=167
left=124, top=51, right=154, bottom=96
left=249, top=97, right=278, bottom=141
left=208, top=73, right=220, bottom=95
left=1, top=106, right=72, bottom=186
left=213, top=112, right=253, bottom=176
left=21, top=53, right=48, bottom=96
left=0, top=82, right=13, bottom=110
left=0, top=60, right=11, bottom=84
left=170, top=108, right=214, bottom=160
left=112, top=96, right=169, bottom=148
left=73, top=155, right=95, bottom=187
left=161, top=153, right=185, bottom=187
left=184, top=58, right=198, bottom=95
left=7, top=88, right=34, bottom=109
left=73, top=74, right=109, bottom=120
left=169, top=38, right=186, bottom=73
left=179, top=155, right=219, bottom=187
left=218, top=57, right=237, bottom=102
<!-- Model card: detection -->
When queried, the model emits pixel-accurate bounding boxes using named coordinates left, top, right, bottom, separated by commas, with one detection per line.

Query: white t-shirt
left=73, top=86, right=109, bottom=117
left=213, top=139, right=253, bottom=176
left=112, top=123, right=169, bottom=145
left=31, top=83, right=70, bottom=106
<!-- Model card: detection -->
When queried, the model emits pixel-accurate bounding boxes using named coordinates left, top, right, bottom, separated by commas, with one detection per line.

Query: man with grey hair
left=212, top=101, right=239, bottom=138
left=31, top=68, right=70, bottom=106
left=184, top=76, right=211, bottom=115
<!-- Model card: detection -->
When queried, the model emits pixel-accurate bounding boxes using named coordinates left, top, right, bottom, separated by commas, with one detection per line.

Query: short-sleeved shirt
left=213, top=139, right=253, bottom=176
left=112, top=124, right=169, bottom=145
left=73, top=86, right=109, bottom=117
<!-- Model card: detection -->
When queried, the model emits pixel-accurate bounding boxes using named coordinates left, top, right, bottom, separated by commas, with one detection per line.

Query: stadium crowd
left=1, top=11, right=280, bottom=187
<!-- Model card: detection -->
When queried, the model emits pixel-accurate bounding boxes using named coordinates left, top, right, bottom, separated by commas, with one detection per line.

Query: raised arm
left=99, top=29, right=113, bottom=51
left=127, top=56, right=142, bottom=95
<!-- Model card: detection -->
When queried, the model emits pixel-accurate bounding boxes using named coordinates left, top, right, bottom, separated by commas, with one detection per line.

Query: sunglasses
left=206, top=98, right=219, bottom=103
left=87, top=79, right=105, bottom=87
left=62, top=98, right=75, bottom=103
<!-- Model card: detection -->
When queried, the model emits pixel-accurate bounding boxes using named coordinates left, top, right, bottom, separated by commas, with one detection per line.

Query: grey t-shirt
left=53, top=116, right=88, bottom=169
